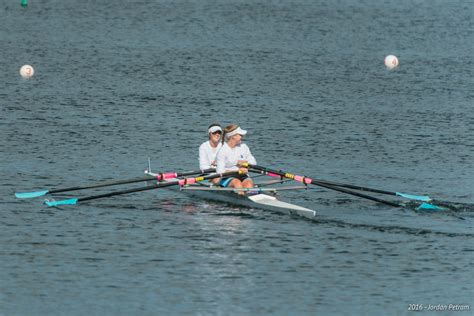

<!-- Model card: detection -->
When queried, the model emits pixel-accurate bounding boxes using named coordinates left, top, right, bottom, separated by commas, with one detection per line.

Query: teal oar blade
left=416, top=202, right=444, bottom=211
left=396, top=192, right=431, bottom=202
left=15, top=190, right=49, bottom=199
left=44, top=198, right=78, bottom=207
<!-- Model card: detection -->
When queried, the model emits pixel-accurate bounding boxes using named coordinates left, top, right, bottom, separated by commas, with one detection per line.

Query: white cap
left=226, top=126, right=247, bottom=138
left=208, top=125, right=223, bottom=134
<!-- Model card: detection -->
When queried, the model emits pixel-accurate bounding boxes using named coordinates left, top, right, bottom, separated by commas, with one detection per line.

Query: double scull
left=145, top=170, right=317, bottom=219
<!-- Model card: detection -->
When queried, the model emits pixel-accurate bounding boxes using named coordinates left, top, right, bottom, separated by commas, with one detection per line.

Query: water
left=1, top=0, right=473, bottom=315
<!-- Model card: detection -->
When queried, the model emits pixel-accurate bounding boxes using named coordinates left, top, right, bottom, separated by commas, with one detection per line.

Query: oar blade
left=15, top=190, right=49, bottom=199
left=44, top=198, right=78, bottom=207
left=416, top=202, right=444, bottom=211
left=396, top=192, right=431, bottom=202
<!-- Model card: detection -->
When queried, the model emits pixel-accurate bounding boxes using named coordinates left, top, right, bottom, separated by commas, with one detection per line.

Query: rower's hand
left=236, top=160, right=247, bottom=167
left=237, top=160, right=248, bottom=173
left=239, top=167, right=248, bottom=174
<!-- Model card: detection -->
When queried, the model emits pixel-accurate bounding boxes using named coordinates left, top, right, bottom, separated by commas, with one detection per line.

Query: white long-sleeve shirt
left=216, top=143, right=257, bottom=174
left=199, top=141, right=222, bottom=170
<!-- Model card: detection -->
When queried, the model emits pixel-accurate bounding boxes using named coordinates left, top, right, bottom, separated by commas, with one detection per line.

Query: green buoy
left=21, top=0, right=27, bottom=7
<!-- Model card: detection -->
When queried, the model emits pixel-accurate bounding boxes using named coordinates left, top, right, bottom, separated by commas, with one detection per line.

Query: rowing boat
left=145, top=170, right=317, bottom=219
left=16, top=162, right=443, bottom=213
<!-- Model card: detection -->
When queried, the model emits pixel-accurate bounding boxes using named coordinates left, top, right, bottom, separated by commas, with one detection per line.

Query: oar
left=15, top=168, right=215, bottom=199
left=246, top=164, right=430, bottom=202
left=44, top=170, right=239, bottom=207
left=290, top=175, right=430, bottom=202
left=244, top=163, right=442, bottom=210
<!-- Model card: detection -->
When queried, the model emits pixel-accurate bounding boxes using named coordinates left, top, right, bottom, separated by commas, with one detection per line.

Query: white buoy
left=20, top=64, right=34, bottom=78
left=384, top=55, right=399, bottom=70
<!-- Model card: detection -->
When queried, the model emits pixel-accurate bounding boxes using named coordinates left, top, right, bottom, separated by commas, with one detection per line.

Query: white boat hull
left=180, top=187, right=316, bottom=219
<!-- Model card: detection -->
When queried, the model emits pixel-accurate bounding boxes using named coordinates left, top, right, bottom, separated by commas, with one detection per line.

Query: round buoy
left=384, top=55, right=399, bottom=70
left=20, top=65, right=35, bottom=78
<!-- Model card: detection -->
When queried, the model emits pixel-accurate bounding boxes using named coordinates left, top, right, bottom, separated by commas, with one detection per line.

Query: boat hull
left=180, top=188, right=316, bottom=219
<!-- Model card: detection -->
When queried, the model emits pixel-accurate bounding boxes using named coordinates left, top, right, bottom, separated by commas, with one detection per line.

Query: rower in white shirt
left=199, top=123, right=223, bottom=172
left=216, top=124, right=257, bottom=195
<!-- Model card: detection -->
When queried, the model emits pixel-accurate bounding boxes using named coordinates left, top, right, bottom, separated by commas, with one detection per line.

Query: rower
left=216, top=124, right=257, bottom=195
left=199, top=123, right=223, bottom=182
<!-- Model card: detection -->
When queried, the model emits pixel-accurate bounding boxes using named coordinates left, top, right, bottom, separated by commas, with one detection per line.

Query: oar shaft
left=45, top=170, right=240, bottom=206
left=310, top=180, right=401, bottom=207
left=248, top=165, right=429, bottom=201
left=175, top=168, right=215, bottom=177
left=79, top=170, right=235, bottom=202
left=151, top=168, right=216, bottom=181
left=52, top=168, right=215, bottom=193
left=16, top=168, right=215, bottom=199
left=246, top=164, right=401, bottom=207
left=313, top=180, right=395, bottom=196
left=78, top=181, right=178, bottom=202
left=49, top=176, right=156, bottom=194
left=303, top=178, right=430, bottom=201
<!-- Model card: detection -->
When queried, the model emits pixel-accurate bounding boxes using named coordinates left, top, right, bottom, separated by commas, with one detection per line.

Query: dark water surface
left=1, top=0, right=473, bottom=315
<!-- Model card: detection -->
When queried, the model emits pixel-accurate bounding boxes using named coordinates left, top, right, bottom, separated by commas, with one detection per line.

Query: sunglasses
left=212, top=131, right=222, bottom=135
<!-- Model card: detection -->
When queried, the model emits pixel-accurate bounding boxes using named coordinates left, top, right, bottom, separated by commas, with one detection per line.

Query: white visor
left=208, top=126, right=222, bottom=134
left=226, top=127, right=247, bottom=138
